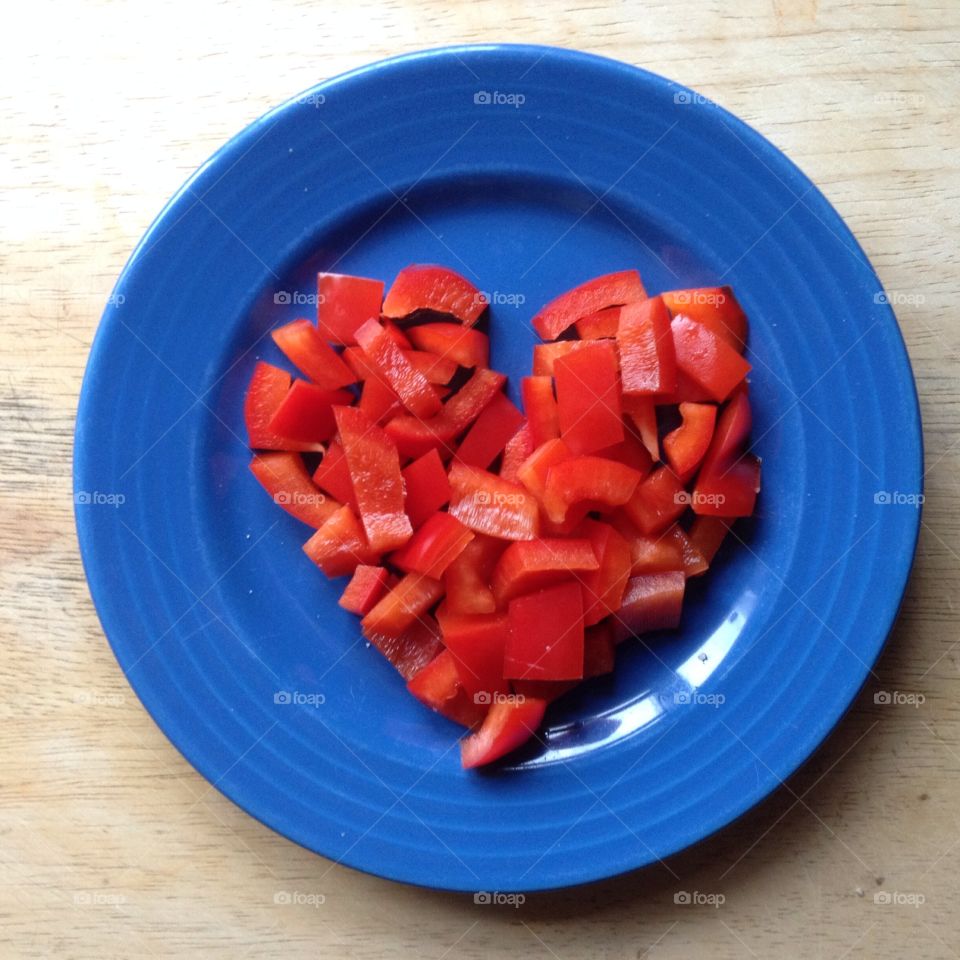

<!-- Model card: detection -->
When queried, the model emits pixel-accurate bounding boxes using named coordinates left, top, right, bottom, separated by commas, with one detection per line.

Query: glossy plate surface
left=75, top=45, right=922, bottom=891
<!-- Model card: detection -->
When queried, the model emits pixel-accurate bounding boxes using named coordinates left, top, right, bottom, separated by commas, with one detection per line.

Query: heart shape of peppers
left=245, top=264, right=760, bottom=767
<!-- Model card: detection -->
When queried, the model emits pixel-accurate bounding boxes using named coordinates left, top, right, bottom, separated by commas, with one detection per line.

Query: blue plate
left=75, top=45, right=922, bottom=891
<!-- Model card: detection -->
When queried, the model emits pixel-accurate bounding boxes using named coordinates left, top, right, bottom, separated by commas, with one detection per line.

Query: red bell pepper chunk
left=303, top=504, right=379, bottom=577
left=438, top=610, right=511, bottom=700
left=382, top=264, right=486, bottom=326
left=358, top=375, right=402, bottom=425
left=338, top=564, right=390, bottom=615
left=694, top=454, right=761, bottom=517
left=541, top=456, right=645, bottom=524
left=267, top=379, right=353, bottom=444
left=361, top=572, right=444, bottom=638
left=575, top=518, right=633, bottom=625
left=665, top=524, right=709, bottom=577
left=521, top=376, right=560, bottom=448
left=401, top=449, right=451, bottom=529
left=453, top=392, right=524, bottom=469
left=442, top=533, right=506, bottom=615
left=311, top=440, right=357, bottom=512
left=448, top=462, right=540, bottom=541
left=621, top=465, right=687, bottom=535
left=354, top=318, right=442, bottom=419
left=407, top=650, right=489, bottom=728
left=576, top=306, right=621, bottom=340
left=670, top=315, right=751, bottom=402
left=334, top=405, right=412, bottom=553
left=317, top=272, right=385, bottom=345
left=504, top=581, right=585, bottom=681
left=499, top=421, right=535, bottom=484
left=661, top=286, right=747, bottom=351
left=250, top=452, right=339, bottom=528
left=245, top=361, right=323, bottom=452
left=367, top=614, right=444, bottom=680
left=383, top=320, right=412, bottom=349
left=385, top=368, right=506, bottom=459
left=656, top=369, right=718, bottom=405
left=532, top=269, right=647, bottom=340
left=532, top=340, right=598, bottom=377
left=403, top=350, right=458, bottom=385
left=621, top=394, right=660, bottom=462
left=609, top=512, right=686, bottom=574
left=406, top=322, right=489, bottom=368
left=554, top=340, right=624, bottom=454
left=595, top=429, right=654, bottom=476
left=271, top=318, right=356, bottom=389
left=617, top=296, right=678, bottom=396
left=614, top=571, right=686, bottom=641
left=663, top=402, right=717, bottom=479
left=460, top=697, right=547, bottom=768
left=491, top=538, right=600, bottom=606
left=689, top=516, right=731, bottom=564
left=516, top=437, right=573, bottom=504
left=583, top=620, right=616, bottom=677
left=390, top=511, right=475, bottom=579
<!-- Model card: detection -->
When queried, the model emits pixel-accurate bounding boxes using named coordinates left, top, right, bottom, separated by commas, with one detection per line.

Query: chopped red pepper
left=542, top=455, right=644, bottom=524
left=554, top=340, right=624, bottom=455
left=406, top=322, right=489, bottom=368
left=689, top=516, right=731, bottom=564
left=317, top=272, right=385, bottom=345
left=454, top=392, right=524, bottom=469
left=267, top=379, right=353, bottom=444
left=617, top=296, right=677, bottom=396
left=504, top=581, right=585, bottom=681
left=334, top=405, right=412, bottom=553
left=670, top=315, right=751, bottom=402
left=338, top=564, right=390, bottom=615
left=532, top=269, right=646, bottom=340
left=665, top=524, right=709, bottom=577
left=663, top=402, right=717, bottom=479
left=448, top=462, right=540, bottom=541
left=661, top=286, right=747, bottom=351
left=438, top=610, right=511, bottom=700
left=595, top=430, right=654, bottom=476
left=491, top=537, right=599, bottom=606
left=302, top=504, right=378, bottom=577
left=622, top=466, right=687, bottom=535
left=532, top=341, right=595, bottom=377
left=401, top=449, right=451, bottom=529
left=407, top=650, right=488, bottom=728
left=621, top=394, right=660, bottom=462
left=271, top=318, right=356, bottom=389
left=442, top=533, right=506, bottom=615
left=390, top=511, right=474, bottom=579
left=361, top=572, right=444, bottom=638
left=245, top=361, right=323, bottom=452
left=576, top=518, right=633, bottom=625
left=358, top=375, right=402, bottom=424
left=311, top=440, right=357, bottom=512
left=516, top=437, right=573, bottom=504
left=382, top=264, right=486, bottom=326
left=583, top=620, right=616, bottom=677
left=460, top=697, right=547, bottom=768
left=499, top=421, right=535, bottom=484
left=575, top=306, right=621, bottom=340
left=521, top=375, right=560, bottom=448
left=250, top=452, right=338, bottom=528
left=614, top=571, right=686, bottom=640
left=366, top=614, right=444, bottom=680
left=404, top=349, right=458, bottom=385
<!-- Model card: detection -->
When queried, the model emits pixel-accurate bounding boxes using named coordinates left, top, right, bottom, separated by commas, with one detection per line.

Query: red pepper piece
left=541, top=455, right=645, bottom=524
left=302, top=504, right=379, bottom=577
left=532, top=340, right=599, bottom=377
left=609, top=512, right=686, bottom=574
left=554, top=340, right=624, bottom=454
left=250, top=452, right=338, bottom=527
left=614, top=571, right=686, bottom=640
left=311, top=440, right=357, bottom=512
left=267, top=379, right=353, bottom=444
left=383, top=320, right=412, bottom=349
left=621, top=394, right=660, bottom=462
left=403, top=350, right=458, bottom=385
left=670, top=315, right=751, bottom=402
left=575, top=306, right=621, bottom=340
left=361, top=572, right=444, bottom=638
left=665, top=524, right=709, bottom=577
left=437, top=610, right=511, bottom=700
left=532, top=269, right=646, bottom=340
left=621, top=466, right=687, bottom=535
left=595, top=429, right=654, bottom=476
left=442, top=533, right=506, bottom=615
left=271, top=318, right=357, bottom=389
left=661, top=286, right=747, bottom=351
left=367, top=614, right=444, bottom=680
left=504, top=581, right=585, bottom=681
left=689, top=516, right=731, bottom=564
left=448, top=462, right=540, bottom=541
left=338, top=564, right=390, bottom=615
left=385, top=368, right=506, bottom=459
left=317, top=272, right=385, bottom=345
left=354, top=318, right=441, bottom=419
left=499, top=421, right=535, bottom=484
left=406, top=323, right=489, bottom=368
left=617, top=296, right=678, bottom=396
left=460, top=697, right=547, bottom=768
left=245, top=361, right=323, bottom=452
left=491, top=538, right=600, bottom=606
left=407, top=650, right=489, bottom=728
left=358, top=375, right=401, bottom=425
left=516, top=437, right=574, bottom=504
left=521, top=375, right=560, bottom=447
left=454, top=392, right=524, bottom=469
left=334, top=405, right=412, bottom=553
left=401, top=449, right=451, bottom=529
left=575, top=518, right=633, bottom=625
left=583, top=620, right=616, bottom=677
left=390, top=511, right=474, bottom=579
left=382, top=264, right=486, bottom=326
left=510, top=679, right=578, bottom=703
left=663, top=402, right=717, bottom=480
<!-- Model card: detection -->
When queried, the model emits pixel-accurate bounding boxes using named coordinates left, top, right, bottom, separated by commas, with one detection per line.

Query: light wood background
left=3, top=0, right=958, bottom=957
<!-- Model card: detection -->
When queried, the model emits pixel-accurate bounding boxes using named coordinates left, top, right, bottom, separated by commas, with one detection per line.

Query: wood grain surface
left=2, top=0, right=958, bottom=956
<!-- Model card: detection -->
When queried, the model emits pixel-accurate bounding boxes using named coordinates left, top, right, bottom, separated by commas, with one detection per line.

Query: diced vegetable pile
left=246, top=264, right=760, bottom=768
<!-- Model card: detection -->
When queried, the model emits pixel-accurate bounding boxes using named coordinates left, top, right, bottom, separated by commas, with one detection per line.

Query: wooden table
left=4, top=1, right=958, bottom=956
